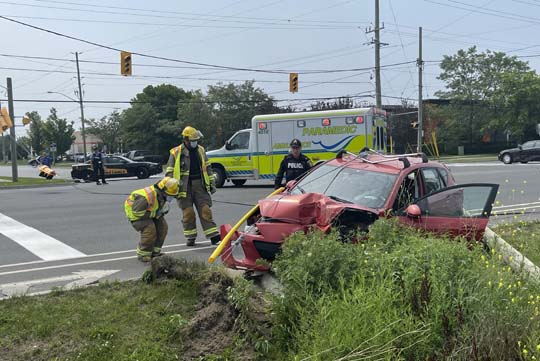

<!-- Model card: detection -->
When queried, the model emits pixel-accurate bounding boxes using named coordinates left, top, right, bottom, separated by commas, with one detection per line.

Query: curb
left=484, top=227, right=540, bottom=282
left=0, top=181, right=75, bottom=190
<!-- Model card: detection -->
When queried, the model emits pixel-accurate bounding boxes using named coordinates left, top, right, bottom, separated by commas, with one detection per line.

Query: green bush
left=271, top=219, right=540, bottom=360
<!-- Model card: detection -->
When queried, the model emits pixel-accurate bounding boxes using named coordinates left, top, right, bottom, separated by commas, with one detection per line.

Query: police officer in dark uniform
left=91, top=144, right=107, bottom=185
left=274, top=138, right=312, bottom=189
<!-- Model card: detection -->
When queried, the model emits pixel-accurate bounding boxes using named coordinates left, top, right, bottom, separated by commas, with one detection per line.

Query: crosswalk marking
left=0, top=212, right=86, bottom=261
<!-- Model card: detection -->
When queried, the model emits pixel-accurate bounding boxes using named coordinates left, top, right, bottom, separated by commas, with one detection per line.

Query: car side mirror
left=225, top=141, right=233, bottom=151
left=405, top=204, right=421, bottom=218
left=286, top=180, right=297, bottom=189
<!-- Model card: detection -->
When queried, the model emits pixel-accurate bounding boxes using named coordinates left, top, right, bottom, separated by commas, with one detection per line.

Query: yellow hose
left=208, top=187, right=285, bottom=263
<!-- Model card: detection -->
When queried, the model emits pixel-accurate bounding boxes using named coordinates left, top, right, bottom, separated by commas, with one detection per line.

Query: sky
left=1, top=0, right=540, bottom=137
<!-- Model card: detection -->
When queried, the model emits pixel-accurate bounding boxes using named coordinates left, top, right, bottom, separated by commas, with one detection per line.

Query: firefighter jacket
left=165, top=144, right=215, bottom=198
left=125, top=185, right=163, bottom=221
left=274, top=153, right=312, bottom=188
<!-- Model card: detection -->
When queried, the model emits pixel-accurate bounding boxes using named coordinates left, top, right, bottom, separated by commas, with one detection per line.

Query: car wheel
left=213, top=167, right=226, bottom=188
left=232, top=179, right=246, bottom=187
left=137, top=167, right=150, bottom=179
left=83, top=170, right=93, bottom=182
left=502, top=153, right=513, bottom=164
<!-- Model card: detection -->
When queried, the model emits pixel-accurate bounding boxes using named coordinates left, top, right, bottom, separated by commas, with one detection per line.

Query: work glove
left=210, top=184, right=217, bottom=194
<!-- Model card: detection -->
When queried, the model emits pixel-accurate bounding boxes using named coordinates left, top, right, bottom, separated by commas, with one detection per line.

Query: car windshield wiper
left=295, top=184, right=306, bottom=194
left=328, top=195, right=353, bottom=204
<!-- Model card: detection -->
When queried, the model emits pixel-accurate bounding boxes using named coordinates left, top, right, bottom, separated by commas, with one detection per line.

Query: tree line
left=15, top=47, right=540, bottom=159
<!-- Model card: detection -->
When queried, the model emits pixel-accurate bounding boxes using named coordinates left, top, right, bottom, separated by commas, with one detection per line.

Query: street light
left=47, top=90, right=87, bottom=161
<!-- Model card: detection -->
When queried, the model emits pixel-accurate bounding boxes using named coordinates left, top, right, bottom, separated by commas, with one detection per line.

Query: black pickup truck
left=125, top=150, right=163, bottom=164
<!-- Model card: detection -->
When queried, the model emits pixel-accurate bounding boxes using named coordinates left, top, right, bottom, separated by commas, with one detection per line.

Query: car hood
left=258, top=192, right=379, bottom=226
left=500, top=147, right=520, bottom=154
left=206, top=147, right=226, bottom=157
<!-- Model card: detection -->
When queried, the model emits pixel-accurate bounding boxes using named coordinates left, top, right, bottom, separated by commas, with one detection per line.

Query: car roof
left=324, top=152, right=445, bottom=175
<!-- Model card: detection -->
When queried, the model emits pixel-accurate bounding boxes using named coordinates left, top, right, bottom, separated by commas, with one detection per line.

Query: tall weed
left=272, top=219, right=540, bottom=360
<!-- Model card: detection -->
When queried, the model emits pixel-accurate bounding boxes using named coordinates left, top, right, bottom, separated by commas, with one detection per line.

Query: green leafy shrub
left=271, top=219, right=540, bottom=360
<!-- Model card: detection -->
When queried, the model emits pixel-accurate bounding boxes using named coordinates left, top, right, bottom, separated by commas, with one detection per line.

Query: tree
left=87, top=111, right=121, bottom=153
left=308, top=97, right=354, bottom=111
left=26, top=111, right=45, bottom=154
left=42, top=108, right=75, bottom=155
left=120, top=84, right=193, bottom=157
left=436, top=47, right=531, bottom=146
left=204, top=81, right=278, bottom=148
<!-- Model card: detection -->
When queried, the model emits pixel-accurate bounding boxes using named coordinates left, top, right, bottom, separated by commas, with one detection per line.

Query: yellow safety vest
left=170, top=144, right=212, bottom=198
left=124, top=186, right=159, bottom=221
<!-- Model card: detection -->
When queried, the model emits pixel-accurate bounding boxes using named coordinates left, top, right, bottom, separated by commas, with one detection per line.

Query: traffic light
left=22, top=116, right=31, bottom=126
left=0, top=107, right=13, bottom=134
left=411, top=121, right=418, bottom=129
left=120, top=51, right=132, bottom=76
left=289, top=72, right=299, bottom=93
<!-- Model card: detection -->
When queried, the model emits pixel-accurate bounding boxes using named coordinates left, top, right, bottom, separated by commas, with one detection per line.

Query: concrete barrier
left=484, top=227, right=540, bottom=282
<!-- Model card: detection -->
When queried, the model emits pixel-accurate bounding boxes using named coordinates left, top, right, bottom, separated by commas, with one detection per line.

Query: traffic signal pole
left=75, top=52, right=88, bottom=162
left=7, top=77, right=18, bottom=182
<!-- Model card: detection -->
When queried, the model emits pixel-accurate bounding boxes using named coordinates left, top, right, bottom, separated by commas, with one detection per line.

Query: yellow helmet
left=182, top=126, right=201, bottom=141
left=157, top=177, right=179, bottom=196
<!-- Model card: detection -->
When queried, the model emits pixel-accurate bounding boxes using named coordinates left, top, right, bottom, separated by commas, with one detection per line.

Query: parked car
left=498, top=140, right=540, bottom=164
left=219, top=150, right=499, bottom=271
left=125, top=150, right=163, bottom=164
left=71, top=155, right=162, bottom=181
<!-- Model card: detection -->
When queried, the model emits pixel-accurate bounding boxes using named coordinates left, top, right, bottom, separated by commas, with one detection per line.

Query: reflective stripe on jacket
left=166, top=144, right=215, bottom=198
left=124, top=186, right=158, bottom=221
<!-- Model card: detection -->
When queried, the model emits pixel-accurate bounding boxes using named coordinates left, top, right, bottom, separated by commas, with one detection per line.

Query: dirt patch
left=151, top=256, right=257, bottom=360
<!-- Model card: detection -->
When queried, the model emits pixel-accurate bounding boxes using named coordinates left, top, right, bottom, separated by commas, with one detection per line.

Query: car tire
left=502, top=153, right=513, bottom=164
left=232, top=179, right=246, bottom=187
left=137, top=167, right=150, bottom=179
left=213, top=167, right=226, bottom=188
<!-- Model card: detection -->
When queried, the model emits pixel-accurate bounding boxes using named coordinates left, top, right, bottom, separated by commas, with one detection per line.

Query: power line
left=0, top=15, right=413, bottom=74
left=0, top=94, right=375, bottom=105
left=0, top=14, right=359, bottom=30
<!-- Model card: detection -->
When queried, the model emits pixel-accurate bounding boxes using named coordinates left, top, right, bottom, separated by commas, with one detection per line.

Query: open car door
left=398, top=183, right=499, bottom=241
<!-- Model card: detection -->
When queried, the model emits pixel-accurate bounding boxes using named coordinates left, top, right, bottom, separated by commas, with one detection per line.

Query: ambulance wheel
left=213, top=167, right=226, bottom=188
left=232, top=179, right=246, bottom=187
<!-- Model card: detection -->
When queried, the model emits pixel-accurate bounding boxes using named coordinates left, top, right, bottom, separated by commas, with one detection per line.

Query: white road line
left=494, top=201, right=540, bottom=209
left=0, top=245, right=215, bottom=277
left=0, top=212, right=86, bottom=261
left=0, top=241, right=211, bottom=269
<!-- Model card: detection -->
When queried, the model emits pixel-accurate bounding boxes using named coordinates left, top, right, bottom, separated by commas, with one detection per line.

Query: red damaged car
left=219, top=150, right=499, bottom=271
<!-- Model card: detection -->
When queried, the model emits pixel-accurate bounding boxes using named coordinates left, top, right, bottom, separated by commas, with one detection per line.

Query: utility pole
left=7, top=78, right=18, bottom=182
left=366, top=0, right=387, bottom=109
left=75, top=52, right=88, bottom=162
left=417, top=26, right=423, bottom=153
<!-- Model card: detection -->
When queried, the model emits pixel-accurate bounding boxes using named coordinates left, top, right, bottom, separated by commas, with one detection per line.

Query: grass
left=0, top=279, right=198, bottom=361
left=0, top=176, right=68, bottom=187
left=494, top=221, right=540, bottom=267
left=271, top=219, right=540, bottom=360
left=435, top=153, right=498, bottom=162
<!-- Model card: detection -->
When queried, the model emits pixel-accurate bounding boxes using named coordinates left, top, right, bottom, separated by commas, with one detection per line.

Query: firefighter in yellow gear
left=125, top=177, right=179, bottom=262
left=166, top=126, right=220, bottom=246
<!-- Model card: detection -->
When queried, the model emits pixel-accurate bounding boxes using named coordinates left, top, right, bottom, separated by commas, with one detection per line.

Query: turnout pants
left=132, top=217, right=168, bottom=257
left=178, top=178, right=218, bottom=240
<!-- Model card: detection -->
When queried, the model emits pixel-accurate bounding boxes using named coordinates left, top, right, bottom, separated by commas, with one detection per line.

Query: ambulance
left=207, top=107, right=387, bottom=187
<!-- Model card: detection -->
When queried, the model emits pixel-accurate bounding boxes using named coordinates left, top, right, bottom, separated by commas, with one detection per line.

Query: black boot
left=210, top=235, right=221, bottom=245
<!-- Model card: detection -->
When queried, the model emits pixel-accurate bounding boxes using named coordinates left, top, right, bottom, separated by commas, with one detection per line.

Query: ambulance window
left=229, top=132, right=250, bottom=150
